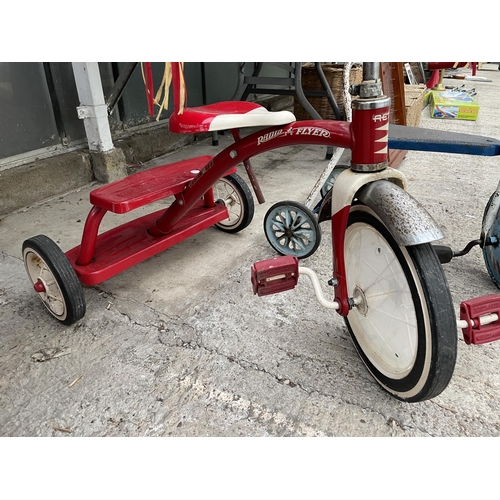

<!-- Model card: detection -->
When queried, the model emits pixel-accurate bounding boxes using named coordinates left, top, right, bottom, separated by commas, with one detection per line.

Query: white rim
left=214, top=179, right=242, bottom=228
left=345, top=219, right=418, bottom=379
left=23, top=248, right=67, bottom=320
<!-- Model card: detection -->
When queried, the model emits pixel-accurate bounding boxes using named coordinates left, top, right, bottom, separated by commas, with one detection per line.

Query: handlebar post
left=349, top=62, right=391, bottom=172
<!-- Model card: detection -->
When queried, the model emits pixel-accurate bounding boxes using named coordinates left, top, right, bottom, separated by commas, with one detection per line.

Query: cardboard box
left=430, top=91, right=479, bottom=121
left=405, top=84, right=427, bottom=127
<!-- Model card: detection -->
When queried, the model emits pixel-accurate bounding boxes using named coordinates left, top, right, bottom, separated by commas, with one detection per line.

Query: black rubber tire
left=22, top=234, right=86, bottom=325
left=343, top=205, right=457, bottom=402
left=264, top=200, right=321, bottom=259
left=482, top=193, right=500, bottom=289
left=214, top=173, right=254, bottom=233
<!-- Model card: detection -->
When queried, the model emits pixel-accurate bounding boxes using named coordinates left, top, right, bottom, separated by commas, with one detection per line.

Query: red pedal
left=460, top=294, right=500, bottom=345
left=251, top=256, right=299, bottom=297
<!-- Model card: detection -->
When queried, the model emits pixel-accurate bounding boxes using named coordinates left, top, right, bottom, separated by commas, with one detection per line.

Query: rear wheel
left=343, top=204, right=457, bottom=402
left=264, top=201, right=321, bottom=259
left=214, top=173, right=254, bottom=233
left=23, top=234, right=86, bottom=325
left=482, top=193, right=500, bottom=289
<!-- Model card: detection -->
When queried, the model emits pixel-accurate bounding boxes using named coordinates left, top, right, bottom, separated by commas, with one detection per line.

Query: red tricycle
left=23, top=62, right=500, bottom=403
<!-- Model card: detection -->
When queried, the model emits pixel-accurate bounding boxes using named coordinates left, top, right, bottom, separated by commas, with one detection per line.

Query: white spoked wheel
left=23, top=235, right=85, bottom=325
left=344, top=204, right=457, bottom=402
left=214, top=173, right=254, bottom=233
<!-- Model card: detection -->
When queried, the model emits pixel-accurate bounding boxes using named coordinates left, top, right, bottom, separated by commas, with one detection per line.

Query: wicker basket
left=405, top=84, right=427, bottom=127
left=294, top=63, right=363, bottom=120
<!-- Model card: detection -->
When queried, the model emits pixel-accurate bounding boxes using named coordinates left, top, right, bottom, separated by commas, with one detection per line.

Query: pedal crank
left=434, top=239, right=482, bottom=263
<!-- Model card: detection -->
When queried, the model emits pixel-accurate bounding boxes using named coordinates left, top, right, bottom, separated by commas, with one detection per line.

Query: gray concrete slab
left=2, top=64, right=500, bottom=437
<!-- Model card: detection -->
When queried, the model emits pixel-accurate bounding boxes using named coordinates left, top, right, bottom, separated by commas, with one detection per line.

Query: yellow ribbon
left=140, top=62, right=187, bottom=121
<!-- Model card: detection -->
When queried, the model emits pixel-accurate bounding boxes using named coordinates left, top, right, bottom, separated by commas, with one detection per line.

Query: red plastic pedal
left=251, top=256, right=299, bottom=297
left=460, top=294, right=500, bottom=345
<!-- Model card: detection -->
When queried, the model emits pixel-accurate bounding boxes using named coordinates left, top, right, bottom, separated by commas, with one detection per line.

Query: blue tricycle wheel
left=482, top=194, right=500, bottom=289
left=264, top=200, right=321, bottom=259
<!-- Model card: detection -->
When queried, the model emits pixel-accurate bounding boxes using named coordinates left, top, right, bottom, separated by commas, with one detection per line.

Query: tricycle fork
left=326, top=167, right=444, bottom=315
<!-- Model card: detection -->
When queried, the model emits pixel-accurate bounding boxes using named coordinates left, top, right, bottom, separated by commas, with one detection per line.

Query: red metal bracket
left=460, top=295, right=500, bottom=345
left=251, top=256, right=299, bottom=297
left=143, top=62, right=155, bottom=118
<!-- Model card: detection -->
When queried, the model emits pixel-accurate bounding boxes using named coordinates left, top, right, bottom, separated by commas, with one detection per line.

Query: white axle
left=457, top=313, right=499, bottom=330
left=298, top=266, right=498, bottom=332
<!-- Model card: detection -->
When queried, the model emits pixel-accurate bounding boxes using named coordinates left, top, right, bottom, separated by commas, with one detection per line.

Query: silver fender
left=322, top=168, right=444, bottom=246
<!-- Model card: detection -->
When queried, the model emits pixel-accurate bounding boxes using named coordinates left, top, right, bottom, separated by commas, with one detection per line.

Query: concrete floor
left=2, top=64, right=500, bottom=439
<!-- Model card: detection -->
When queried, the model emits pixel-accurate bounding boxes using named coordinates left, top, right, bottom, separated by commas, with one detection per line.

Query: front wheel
left=213, top=173, right=254, bottom=233
left=343, top=204, right=457, bottom=402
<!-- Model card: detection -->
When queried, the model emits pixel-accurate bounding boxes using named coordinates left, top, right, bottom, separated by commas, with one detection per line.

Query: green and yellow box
left=430, top=91, right=479, bottom=121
